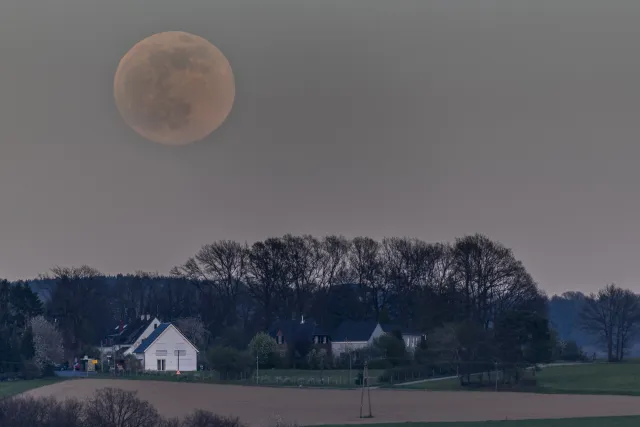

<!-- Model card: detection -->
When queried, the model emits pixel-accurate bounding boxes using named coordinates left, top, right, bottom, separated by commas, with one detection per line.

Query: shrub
left=0, top=395, right=84, bottom=427
left=207, top=346, right=253, bottom=378
left=306, top=348, right=329, bottom=370
left=560, top=340, right=586, bottom=362
left=248, top=333, right=277, bottom=368
left=181, top=410, right=244, bottom=427
left=84, top=387, right=160, bottom=427
left=30, top=316, right=64, bottom=371
left=0, top=388, right=253, bottom=427
left=19, top=360, right=42, bottom=380
left=367, top=358, right=392, bottom=370
left=373, top=334, right=408, bottom=366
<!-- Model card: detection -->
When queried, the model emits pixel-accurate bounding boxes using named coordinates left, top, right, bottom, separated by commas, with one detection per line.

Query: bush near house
left=207, top=346, right=254, bottom=378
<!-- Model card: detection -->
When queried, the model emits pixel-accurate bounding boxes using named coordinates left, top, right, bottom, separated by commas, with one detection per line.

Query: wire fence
left=88, top=360, right=551, bottom=387
left=0, top=358, right=596, bottom=387
left=93, top=368, right=374, bottom=387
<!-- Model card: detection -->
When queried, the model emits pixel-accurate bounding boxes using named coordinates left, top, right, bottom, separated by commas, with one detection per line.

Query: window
left=155, top=350, right=167, bottom=356
left=157, top=359, right=166, bottom=371
left=323, top=336, right=327, bottom=344
left=314, top=336, right=319, bottom=344
left=154, top=324, right=158, bottom=329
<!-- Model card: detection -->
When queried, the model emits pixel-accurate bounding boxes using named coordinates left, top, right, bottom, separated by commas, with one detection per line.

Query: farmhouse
left=269, top=316, right=331, bottom=355
left=132, top=323, right=199, bottom=372
left=330, top=320, right=423, bottom=355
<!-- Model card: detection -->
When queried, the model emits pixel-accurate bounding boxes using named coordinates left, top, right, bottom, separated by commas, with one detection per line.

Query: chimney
left=300, top=315, right=305, bottom=325
left=119, top=320, right=124, bottom=333
left=146, top=314, right=150, bottom=321
left=140, top=315, right=144, bottom=321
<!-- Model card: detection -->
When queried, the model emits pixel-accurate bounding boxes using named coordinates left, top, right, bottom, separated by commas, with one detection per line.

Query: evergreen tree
left=21, top=326, right=36, bottom=360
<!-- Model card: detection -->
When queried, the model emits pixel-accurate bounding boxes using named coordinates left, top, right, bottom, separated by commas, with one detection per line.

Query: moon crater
left=114, top=31, right=235, bottom=146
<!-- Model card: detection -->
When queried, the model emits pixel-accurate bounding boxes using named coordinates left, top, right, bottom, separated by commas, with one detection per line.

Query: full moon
left=113, top=31, right=235, bottom=146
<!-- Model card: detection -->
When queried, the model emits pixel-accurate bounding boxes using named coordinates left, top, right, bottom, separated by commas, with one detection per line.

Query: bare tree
left=175, top=317, right=209, bottom=349
left=349, top=237, right=386, bottom=319
left=172, top=240, right=249, bottom=331
left=381, top=237, right=433, bottom=326
left=45, top=265, right=110, bottom=352
left=84, top=388, right=160, bottom=427
left=581, top=284, right=640, bottom=361
left=282, top=234, right=322, bottom=316
left=172, top=240, right=248, bottom=302
left=49, top=265, right=102, bottom=280
left=30, top=315, right=64, bottom=370
left=614, top=289, right=640, bottom=361
left=316, top=235, right=351, bottom=289
left=580, top=284, right=623, bottom=361
left=247, top=237, right=291, bottom=329
left=451, top=234, right=542, bottom=329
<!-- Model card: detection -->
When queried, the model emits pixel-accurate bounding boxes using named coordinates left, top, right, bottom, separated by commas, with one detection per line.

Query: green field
left=95, top=368, right=384, bottom=388
left=400, top=363, right=640, bottom=396
left=315, top=418, right=640, bottom=427
left=0, top=378, right=63, bottom=397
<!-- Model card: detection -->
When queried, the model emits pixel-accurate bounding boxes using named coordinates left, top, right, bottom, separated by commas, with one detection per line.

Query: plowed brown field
left=22, top=379, right=640, bottom=426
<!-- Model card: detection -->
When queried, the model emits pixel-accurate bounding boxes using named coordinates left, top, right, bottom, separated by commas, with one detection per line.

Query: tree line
left=2, top=233, right=639, bottom=384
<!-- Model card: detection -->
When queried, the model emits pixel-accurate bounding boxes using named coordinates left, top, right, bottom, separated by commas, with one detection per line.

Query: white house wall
left=332, top=324, right=385, bottom=356
left=403, top=334, right=422, bottom=351
left=123, top=318, right=161, bottom=356
left=143, top=325, right=197, bottom=372
left=368, top=324, right=384, bottom=344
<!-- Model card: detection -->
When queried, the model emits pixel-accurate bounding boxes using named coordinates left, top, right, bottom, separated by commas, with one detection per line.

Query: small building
left=132, top=323, right=199, bottom=372
left=331, top=320, right=424, bottom=356
left=330, top=320, right=383, bottom=356
left=268, top=316, right=331, bottom=355
left=98, top=314, right=162, bottom=356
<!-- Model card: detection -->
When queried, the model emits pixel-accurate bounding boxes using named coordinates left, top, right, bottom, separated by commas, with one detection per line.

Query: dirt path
left=22, top=379, right=640, bottom=426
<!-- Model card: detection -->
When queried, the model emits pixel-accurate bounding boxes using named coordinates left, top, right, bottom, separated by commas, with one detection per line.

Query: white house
left=330, top=321, right=385, bottom=355
left=132, top=323, right=199, bottom=372
left=330, top=320, right=424, bottom=356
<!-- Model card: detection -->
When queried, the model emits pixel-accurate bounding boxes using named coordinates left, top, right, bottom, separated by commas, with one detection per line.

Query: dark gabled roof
left=104, top=317, right=158, bottom=346
left=332, top=320, right=378, bottom=342
left=268, top=319, right=328, bottom=341
left=133, top=323, right=170, bottom=354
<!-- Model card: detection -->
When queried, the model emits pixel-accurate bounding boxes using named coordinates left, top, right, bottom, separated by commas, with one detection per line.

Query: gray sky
left=1, top=0, right=639, bottom=294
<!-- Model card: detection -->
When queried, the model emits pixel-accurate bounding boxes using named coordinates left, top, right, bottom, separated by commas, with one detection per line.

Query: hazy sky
left=2, top=0, right=640, bottom=293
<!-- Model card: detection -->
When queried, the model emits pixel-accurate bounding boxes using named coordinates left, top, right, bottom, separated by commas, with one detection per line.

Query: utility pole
left=359, top=361, right=373, bottom=418
left=346, top=338, right=352, bottom=385
left=174, top=350, right=185, bottom=375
